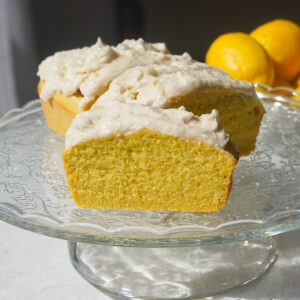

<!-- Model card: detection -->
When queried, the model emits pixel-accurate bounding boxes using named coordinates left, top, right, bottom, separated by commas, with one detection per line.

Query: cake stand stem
left=68, top=236, right=278, bottom=299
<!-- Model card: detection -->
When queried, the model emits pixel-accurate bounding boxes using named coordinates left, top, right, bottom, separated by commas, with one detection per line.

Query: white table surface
left=1, top=221, right=300, bottom=300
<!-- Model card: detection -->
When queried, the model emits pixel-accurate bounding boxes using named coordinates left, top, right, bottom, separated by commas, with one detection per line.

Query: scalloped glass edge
left=254, top=83, right=300, bottom=108
left=1, top=197, right=300, bottom=235
left=0, top=88, right=300, bottom=245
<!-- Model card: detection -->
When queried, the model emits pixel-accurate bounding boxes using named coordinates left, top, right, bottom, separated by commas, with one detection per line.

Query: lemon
left=251, top=19, right=300, bottom=81
left=206, top=32, right=274, bottom=86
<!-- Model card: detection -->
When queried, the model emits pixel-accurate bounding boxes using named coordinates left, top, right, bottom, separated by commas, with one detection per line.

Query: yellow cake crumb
left=62, top=129, right=238, bottom=212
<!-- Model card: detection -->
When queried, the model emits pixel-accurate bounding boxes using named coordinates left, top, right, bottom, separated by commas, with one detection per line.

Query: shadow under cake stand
left=0, top=91, right=300, bottom=299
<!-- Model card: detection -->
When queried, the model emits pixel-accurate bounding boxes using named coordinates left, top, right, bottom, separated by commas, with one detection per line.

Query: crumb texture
left=62, top=129, right=237, bottom=212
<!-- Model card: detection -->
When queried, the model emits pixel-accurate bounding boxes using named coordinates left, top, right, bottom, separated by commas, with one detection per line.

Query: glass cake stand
left=0, top=86, right=300, bottom=299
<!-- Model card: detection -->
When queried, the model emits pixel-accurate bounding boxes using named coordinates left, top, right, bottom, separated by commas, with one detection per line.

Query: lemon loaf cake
left=38, top=38, right=264, bottom=156
left=62, top=103, right=238, bottom=212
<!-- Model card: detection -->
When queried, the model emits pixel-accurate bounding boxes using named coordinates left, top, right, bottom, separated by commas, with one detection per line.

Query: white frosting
left=115, top=38, right=169, bottom=54
left=37, top=38, right=255, bottom=111
left=38, top=38, right=118, bottom=100
left=93, top=63, right=255, bottom=108
left=65, top=103, right=229, bottom=150
left=38, top=38, right=173, bottom=107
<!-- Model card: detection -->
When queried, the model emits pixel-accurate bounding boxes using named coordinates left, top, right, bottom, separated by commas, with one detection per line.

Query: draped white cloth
left=0, top=0, right=38, bottom=114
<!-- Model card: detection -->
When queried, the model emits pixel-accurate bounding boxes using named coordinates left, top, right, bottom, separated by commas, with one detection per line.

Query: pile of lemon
left=206, top=19, right=300, bottom=97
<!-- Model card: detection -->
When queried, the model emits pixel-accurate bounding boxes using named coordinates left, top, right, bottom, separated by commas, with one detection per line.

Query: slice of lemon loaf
left=62, top=103, right=238, bottom=212
left=93, top=64, right=264, bottom=156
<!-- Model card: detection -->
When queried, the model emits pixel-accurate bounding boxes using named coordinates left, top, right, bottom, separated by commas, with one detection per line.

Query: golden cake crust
left=38, top=81, right=80, bottom=137
left=40, top=98, right=74, bottom=138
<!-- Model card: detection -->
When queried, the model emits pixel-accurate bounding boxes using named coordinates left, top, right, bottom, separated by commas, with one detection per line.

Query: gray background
left=0, top=0, right=300, bottom=112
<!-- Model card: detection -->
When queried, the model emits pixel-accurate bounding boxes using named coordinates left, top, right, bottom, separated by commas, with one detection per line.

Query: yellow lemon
left=206, top=32, right=274, bottom=86
left=250, top=19, right=300, bottom=81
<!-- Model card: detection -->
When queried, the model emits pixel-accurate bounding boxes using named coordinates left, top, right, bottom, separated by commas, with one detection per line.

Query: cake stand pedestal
left=69, top=237, right=278, bottom=299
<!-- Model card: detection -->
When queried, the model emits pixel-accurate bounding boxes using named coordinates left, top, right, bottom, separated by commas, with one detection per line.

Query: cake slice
left=62, top=103, right=238, bottom=212
left=93, top=64, right=264, bottom=156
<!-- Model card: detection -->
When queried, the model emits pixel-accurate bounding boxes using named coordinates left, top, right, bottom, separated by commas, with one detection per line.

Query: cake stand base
left=68, top=237, right=278, bottom=299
